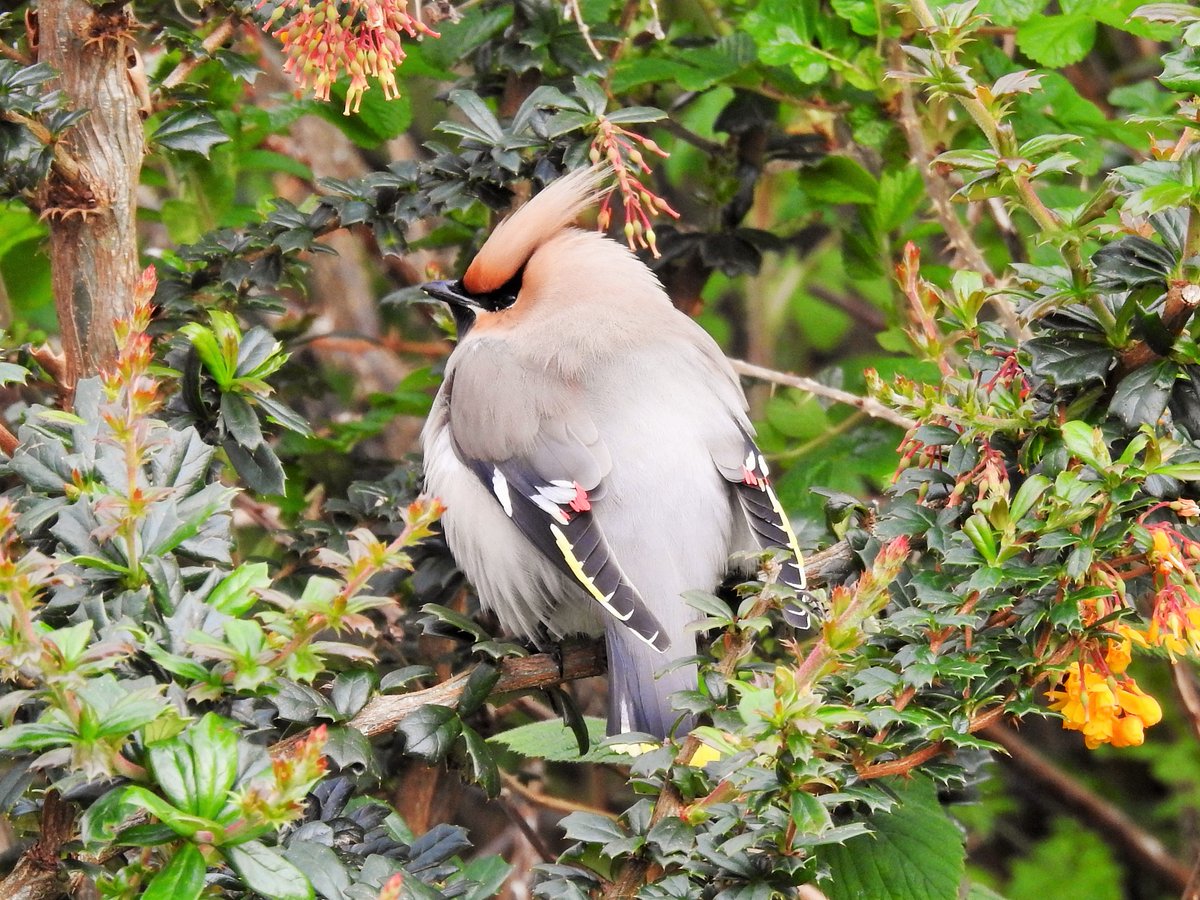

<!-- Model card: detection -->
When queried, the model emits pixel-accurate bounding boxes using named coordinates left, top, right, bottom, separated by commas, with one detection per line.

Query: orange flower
left=1046, top=662, right=1161, bottom=750
left=1103, top=632, right=1133, bottom=674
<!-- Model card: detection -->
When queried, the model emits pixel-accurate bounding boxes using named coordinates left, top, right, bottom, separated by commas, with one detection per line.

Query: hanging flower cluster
left=1046, top=636, right=1163, bottom=749
left=1047, top=504, right=1200, bottom=749
left=1136, top=516, right=1200, bottom=658
left=258, top=0, right=437, bottom=114
left=590, top=117, right=679, bottom=258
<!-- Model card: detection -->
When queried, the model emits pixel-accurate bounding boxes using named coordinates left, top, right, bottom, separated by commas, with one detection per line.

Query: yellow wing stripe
left=764, top=482, right=806, bottom=589
left=549, top=523, right=631, bottom=622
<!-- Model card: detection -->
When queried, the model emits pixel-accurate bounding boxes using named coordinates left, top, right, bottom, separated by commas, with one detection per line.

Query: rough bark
left=0, top=793, right=74, bottom=900
left=37, top=0, right=144, bottom=390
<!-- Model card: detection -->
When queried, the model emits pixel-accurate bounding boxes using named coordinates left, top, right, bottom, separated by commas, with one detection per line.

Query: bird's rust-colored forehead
left=462, top=167, right=609, bottom=295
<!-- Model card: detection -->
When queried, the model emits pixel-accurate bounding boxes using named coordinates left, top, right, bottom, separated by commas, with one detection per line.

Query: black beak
left=421, top=279, right=484, bottom=310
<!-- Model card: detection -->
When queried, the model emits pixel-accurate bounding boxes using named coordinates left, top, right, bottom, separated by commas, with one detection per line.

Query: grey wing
left=446, top=341, right=669, bottom=651
left=713, top=421, right=820, bottom=628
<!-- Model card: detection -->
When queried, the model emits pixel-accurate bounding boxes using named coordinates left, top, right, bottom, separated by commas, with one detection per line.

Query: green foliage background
left=1, top=0, right=1200, bottom=897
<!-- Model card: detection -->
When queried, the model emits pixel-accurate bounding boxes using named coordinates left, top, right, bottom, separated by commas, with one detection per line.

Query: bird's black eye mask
left=472, top=265, right=525, bottom=312
left=421, top=266, right=525, bottom=313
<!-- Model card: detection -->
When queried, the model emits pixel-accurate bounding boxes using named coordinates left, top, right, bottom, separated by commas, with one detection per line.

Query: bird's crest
left=462, top=166, right=611, bottom=294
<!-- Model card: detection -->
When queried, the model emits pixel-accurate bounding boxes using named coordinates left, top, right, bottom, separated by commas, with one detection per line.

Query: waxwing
left=420, top=167, right=813, bottom=739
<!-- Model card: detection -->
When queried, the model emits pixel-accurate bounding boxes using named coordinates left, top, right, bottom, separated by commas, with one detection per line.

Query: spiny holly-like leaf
left=1026, top=335, right=1115, bottom=386
left=1109, top=360, right=1180, bottom=428
left=397, top=704, right=460, bottom=762
left=153, top=109, right=230, bottom=157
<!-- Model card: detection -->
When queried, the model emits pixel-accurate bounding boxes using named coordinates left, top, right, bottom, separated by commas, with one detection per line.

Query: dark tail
left=605, top=626, right=697, bottom=739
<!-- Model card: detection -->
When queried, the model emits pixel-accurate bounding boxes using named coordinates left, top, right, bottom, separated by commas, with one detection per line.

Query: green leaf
left=796, top=156, right=879, bottom=204
left=207, top=562, right=270, bottom=616
left=330, top=671, right=373, bottom=719
left=489, top=717, right=629, bottom=763
left=456, top=663, right=500, bottom=717
left=221, top=392, right=264, bottom=450
left=146, top=738, right=199, bottom=816
left=153, top=110, right=230, bottom=157
left=816, top=777, right=965, bottom=900
left=976, top=0, right=1049, bottom=25
left=0, top=361, right=30, bottom=386
left=189, top=714, right=239, bottom=820
left=142, top=842, right=205, bottom=900
left=560, top=810, right=626, bottom=845
left=460, top=856, right=514, bottom=900
left=282, top=841, right=352, bottom=900
left=256, top=395, right=312, bottom=436
left=647, top=817, right=696, bottom=855
left=1010, top=474, right=1051, bottom=522
left=1060, top=421, right=1110, bottom=469
left=461, top=724, right=500, bottom=798
left=1160, top=46, right=1200, bottom=94
left=1026, top=336, right=1115, bottom=386
left=121, top=786, right=211, bottom=838
left=681, top=590, right=733, bottom=622
left=1109, top=360, right=1179, bottom=428
left=79, top=786, right=141, bottom=848
left=226, top=841, right=314, bottom=900
left=397, top=704, right=461, bottom=762
left=380, top=666, right=434, bottom=692
left=447, top=89, right=504, bottom=142
left=1016, top=15, right=1097, bottom=67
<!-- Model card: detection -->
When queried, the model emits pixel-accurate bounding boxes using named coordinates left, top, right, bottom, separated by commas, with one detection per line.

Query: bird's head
left=423, top=166, right=649, bottom=332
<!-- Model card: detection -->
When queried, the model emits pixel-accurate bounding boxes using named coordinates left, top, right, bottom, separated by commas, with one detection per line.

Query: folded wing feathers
left=720, top=426, right=821, bottom=628
left=460, top=453, right=670, bottom=652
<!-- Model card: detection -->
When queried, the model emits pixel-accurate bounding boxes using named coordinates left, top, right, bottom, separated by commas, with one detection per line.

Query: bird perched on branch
left=420, top=167, right=813, bottom=739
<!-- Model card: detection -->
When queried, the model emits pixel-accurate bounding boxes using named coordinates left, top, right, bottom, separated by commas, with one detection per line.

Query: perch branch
left=277, top=543, right=854, bottom=754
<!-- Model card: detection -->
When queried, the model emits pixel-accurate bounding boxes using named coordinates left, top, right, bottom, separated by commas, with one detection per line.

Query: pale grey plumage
left=420, top=169, right=805, bottom=738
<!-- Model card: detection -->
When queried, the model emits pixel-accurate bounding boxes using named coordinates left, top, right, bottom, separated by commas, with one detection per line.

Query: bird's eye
left=476, top=265, right=524, bottom=311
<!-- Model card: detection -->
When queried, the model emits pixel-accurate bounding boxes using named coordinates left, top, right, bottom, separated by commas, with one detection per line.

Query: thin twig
left=886, top=43, right=1027, bottom=342
left=497, top=792, right=556, bottom=862
left=856, top=702, right=1007, bottom=779
left=654, top=117, right=724, bottom=156
left=0, top=41, right=30, bottom=64
left=565, top=0, right=603, bottom=60
left=980, top=721, right=1191, bottom=892
left=730, top=358, right=917, bottom=430
left=501, top=770, right=614, bottom=817
left=156, top=17, right=237, bottom=96
left=0, top=420, right=17, bottom=457
left=808, top=284, right=887, bottom=333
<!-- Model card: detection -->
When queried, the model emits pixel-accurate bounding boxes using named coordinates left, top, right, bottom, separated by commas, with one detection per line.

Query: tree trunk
left=37, top=0, right=144, bottom=390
